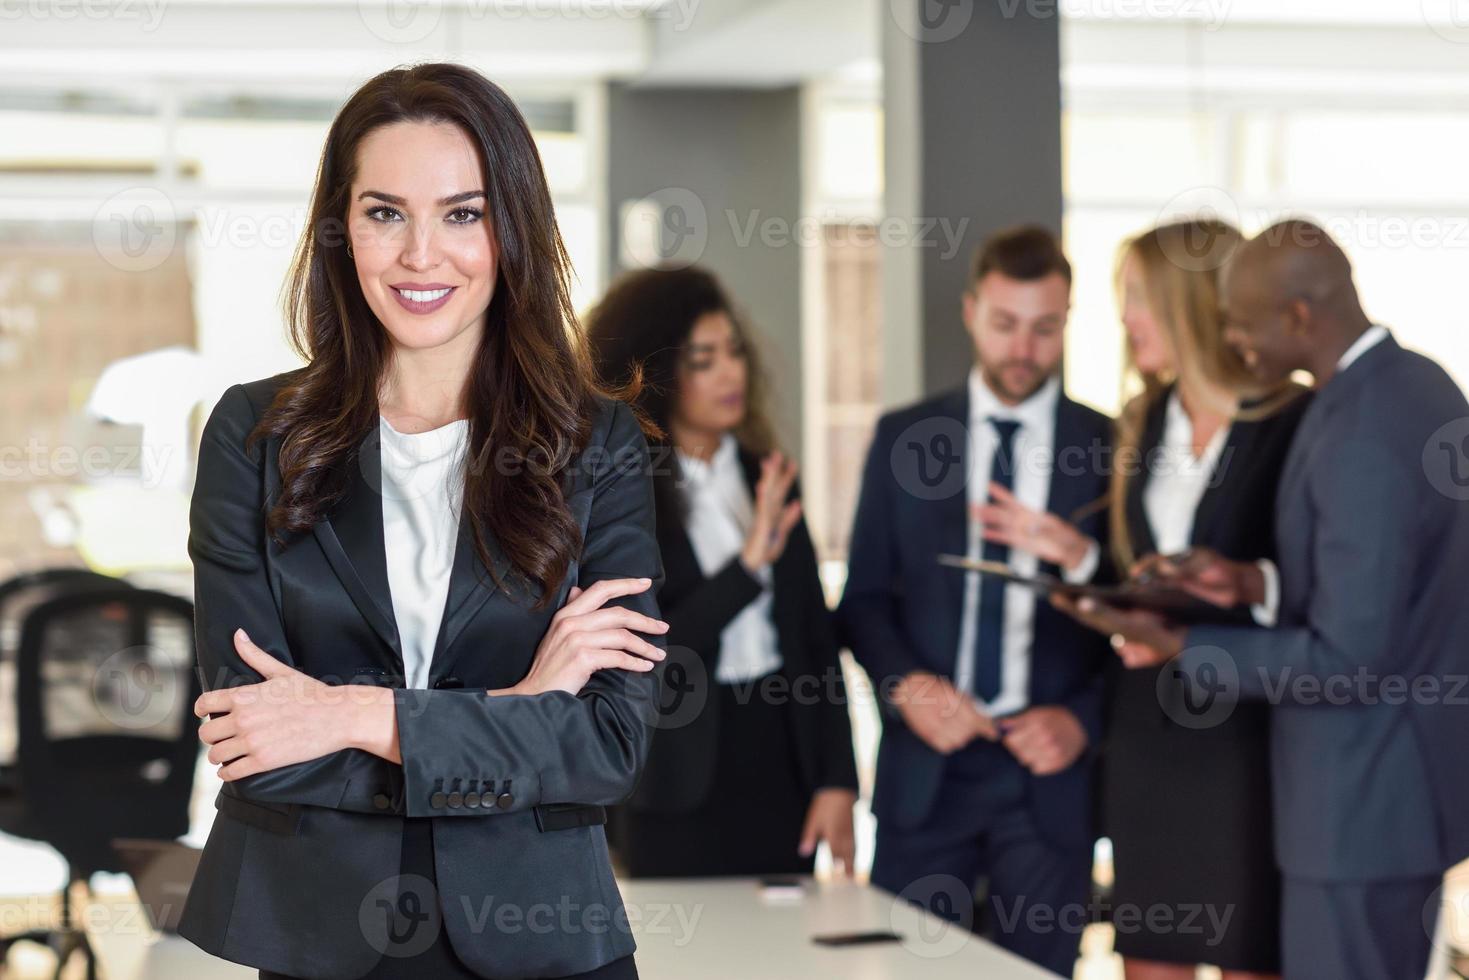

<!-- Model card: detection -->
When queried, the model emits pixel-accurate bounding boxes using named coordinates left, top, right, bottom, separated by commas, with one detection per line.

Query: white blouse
left=676, top=433, right=783, bottom=684
left=1142, top=391, right=1231, bottom=555
left=378, top=414, right=469, bottom=690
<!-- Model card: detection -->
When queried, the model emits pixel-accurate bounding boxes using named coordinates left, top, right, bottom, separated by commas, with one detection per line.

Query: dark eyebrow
left=357, top=190, right=487, bottom=206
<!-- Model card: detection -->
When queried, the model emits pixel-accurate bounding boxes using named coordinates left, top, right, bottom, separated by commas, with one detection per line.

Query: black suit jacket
left=623, top=447, right=858, bottom=814
left=177, top=371, right=666, bottom=980
left=1109, top=384, right=1312, bottom=743
left=837, top=384, right=1113, bottom=848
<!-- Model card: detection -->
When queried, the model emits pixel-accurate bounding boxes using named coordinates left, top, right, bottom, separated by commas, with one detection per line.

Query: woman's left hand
left=194, top=628, right=361, bottom=781
left=798, top=787, right=858, bottom=877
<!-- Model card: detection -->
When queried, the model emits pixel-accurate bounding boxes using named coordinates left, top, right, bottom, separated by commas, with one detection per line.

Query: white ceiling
left=0, top=0, right=1463, bottom=94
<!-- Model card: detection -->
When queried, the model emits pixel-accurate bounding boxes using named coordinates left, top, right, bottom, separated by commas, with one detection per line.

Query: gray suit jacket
left=1184, top=333, right=1469, bottom=882
left=177, top=371, right=665, bottom=978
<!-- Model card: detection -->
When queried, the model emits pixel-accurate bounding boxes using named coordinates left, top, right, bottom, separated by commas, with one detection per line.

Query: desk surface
left=618, top=877, right=1057, bottom=979
left=85, top=877, right=1056, bottom=980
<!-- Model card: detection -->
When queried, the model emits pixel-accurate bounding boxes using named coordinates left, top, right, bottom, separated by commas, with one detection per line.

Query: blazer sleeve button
left=495, top=792, right=514, bottom=809
left=447, top=791, right=463, bottom=808
left=372, top=793, right=391, bottom=810
left=464, top=792, right=481, bottom=808
left=430, top=791, right=447, bottom=809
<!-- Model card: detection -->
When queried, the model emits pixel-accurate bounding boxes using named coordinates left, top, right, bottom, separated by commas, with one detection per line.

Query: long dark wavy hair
left=584, top=265, right=777, bottom=532
left=250, top=62, right=640, bottom=610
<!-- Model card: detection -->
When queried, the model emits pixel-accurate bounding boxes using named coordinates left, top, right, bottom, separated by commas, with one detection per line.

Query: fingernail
left=235, top=628, right=248, bottom=641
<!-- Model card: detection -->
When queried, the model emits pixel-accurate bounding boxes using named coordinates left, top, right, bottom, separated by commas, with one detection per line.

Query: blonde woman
left=978, top=219, right=1309, bottom=979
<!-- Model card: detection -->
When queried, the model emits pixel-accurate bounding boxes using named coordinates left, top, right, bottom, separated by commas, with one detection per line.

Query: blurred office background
left=3, top=0, right=1469, bottom=976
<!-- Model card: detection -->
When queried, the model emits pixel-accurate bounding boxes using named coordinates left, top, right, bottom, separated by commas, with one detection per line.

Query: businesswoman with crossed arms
left=178, top=64, right=667, bottom=980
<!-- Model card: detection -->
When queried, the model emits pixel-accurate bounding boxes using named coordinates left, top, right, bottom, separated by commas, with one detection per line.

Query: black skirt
left=1103, top=665, right=1280, bottom=972
left=616, top=678, right=813, bottom=878
left=260, top=817, right=638, bottom=980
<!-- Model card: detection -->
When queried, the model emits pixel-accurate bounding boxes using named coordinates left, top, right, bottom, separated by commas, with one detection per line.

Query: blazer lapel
left=310, top=422, right=515, bottom=685
left=936, top=386, right=971, bottom=613
left=312, top=423, right=403, bottom=666
left=428, top=507, right=514, bottom=682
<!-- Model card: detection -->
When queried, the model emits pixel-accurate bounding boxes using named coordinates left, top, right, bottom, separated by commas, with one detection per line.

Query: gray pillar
left=605, top=84, right=804, bottom=460
left=883, top=1, right=1064, bottom=402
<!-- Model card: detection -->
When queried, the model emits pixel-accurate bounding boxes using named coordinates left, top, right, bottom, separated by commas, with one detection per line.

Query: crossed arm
left=189, top=385, right=667, bottom=816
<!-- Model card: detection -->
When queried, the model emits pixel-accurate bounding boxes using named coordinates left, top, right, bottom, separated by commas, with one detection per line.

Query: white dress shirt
left=1143, top=391, right=1232, bottom=555
left=379, top=414, right=469, bottom=690
left=1142, top=390, right=1280, bottom=627
left=676, top=433, right=783, bottom=684
left=953, top=370, right=1095, bottom=716
left=1337, top=324, right=1389, bottom=375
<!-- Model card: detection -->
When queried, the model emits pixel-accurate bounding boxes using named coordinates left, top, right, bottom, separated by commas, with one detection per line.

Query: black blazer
left=837, top=384, right=1114, bottom=848
left=177, top=371, right=665, bottom=980
left=1108, top=383, right=1312, bottom=743
left=623, top=447, right=858, bottom=814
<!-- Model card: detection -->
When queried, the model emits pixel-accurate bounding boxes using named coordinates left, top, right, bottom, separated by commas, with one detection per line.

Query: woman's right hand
left=504, top=578, right=669, bottom=697
left=975, top=483, right=1093, bottom=573
left=739, top=450, right=803, bottom=574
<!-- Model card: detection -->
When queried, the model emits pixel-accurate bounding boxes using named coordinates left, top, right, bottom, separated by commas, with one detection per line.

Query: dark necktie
left=972, top=417, right=1021, bottom=701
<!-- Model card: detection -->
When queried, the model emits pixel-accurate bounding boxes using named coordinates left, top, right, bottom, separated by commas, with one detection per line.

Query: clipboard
left=937, top=554, right=1237, bottom=625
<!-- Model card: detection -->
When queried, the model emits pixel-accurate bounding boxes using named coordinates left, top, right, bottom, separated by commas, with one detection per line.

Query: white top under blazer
left=378, top=414, right=469, bottom=690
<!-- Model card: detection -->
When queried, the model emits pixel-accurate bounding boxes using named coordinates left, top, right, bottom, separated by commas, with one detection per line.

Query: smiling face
left=674, top=311, right=748, bottom=436
left=963, top=270, right=1069, bottom=405
left=347, top=119, right=498, bottom=358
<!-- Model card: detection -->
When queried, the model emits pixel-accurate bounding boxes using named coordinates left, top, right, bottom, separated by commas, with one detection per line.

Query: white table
left=617, top=877, right=1059, bottom=979
left=85, top=877, right=1056, bottom=980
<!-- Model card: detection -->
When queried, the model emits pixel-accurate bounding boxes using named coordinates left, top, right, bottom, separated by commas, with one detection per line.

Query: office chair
left=0, top=586, right=199, bottom=980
